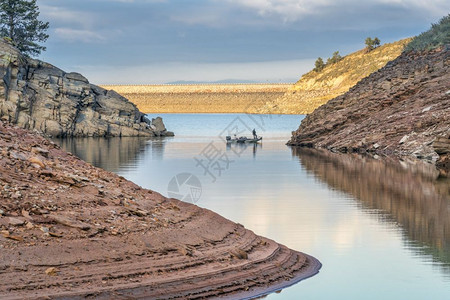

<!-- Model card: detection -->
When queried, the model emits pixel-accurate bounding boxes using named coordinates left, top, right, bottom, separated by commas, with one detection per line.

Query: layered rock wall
left=0, top=41, right=158, bottom=137
left=289, top=47, right=450, bottom=170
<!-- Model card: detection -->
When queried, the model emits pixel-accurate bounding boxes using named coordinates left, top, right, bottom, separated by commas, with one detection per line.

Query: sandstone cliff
left=288, top=46, right=450, bottom=172
left=0, top=40, right=168, bottom=137
left=260, top=39, right=410, bottom=114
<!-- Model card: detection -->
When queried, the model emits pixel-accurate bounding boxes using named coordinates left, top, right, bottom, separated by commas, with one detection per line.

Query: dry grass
left=259, top=38, right=412, bottom=114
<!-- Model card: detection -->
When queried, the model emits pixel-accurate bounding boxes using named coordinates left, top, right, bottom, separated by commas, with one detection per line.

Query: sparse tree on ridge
left=373, top=37, right=380, bottom=47
left=326, top=51, right=342, bottom=64
left=365, top=37, right=381, bottom=52
left=314, top=57, right=325, bottom=72
left=0, top=0, right=49, bottom=56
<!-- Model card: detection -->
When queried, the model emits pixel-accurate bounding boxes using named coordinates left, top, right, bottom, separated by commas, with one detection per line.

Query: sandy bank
left=0, top=121, right=320, bottom=299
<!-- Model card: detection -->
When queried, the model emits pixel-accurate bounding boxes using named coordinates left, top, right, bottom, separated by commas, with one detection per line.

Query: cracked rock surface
left=0, top=41, right=158, bottom=137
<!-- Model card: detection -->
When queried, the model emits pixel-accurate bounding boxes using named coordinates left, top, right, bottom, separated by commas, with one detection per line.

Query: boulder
left=151, top=117, right=166, bottom=132
left=150, top=116, right=173, bottom=136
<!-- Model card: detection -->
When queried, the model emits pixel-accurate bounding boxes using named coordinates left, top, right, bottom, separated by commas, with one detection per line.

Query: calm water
left=55, top=113, right=450, bottom=300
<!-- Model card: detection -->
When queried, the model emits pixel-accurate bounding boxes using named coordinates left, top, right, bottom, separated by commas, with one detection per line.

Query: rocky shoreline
left=0, top=120, right=320, bottom=299
left=288, top=46, right=449, bottom=175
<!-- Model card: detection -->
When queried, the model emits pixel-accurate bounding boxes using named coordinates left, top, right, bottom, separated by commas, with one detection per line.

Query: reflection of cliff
left=54, top=137, right=157, bottom=173
left=292, top=148, right=450, bottom=269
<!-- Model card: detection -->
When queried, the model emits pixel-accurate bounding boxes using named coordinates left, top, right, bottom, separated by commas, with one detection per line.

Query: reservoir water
left=55, top=113, right=450, bottom=299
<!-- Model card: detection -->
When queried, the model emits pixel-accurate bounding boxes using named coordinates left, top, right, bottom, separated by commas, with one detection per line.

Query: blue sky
left=37, top=0, right=449, bottom=84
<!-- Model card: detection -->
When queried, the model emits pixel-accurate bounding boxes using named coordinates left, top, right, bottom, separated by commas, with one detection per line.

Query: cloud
left=225, top=0, right=449, bottom=23
left=170, top=11, right=225, bottom=27
left=226, top=0, right=328, bottom=22
left=37, top=0, right=450, bottom=84
left=54, top=28, right=106, bottom=43
left=39, top=4, right=97, bottom=28
left=110, top=0, right=167, bottom=2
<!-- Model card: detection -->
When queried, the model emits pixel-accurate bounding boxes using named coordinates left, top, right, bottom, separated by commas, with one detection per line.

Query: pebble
left=28, top=156, right=45, bottom=168
left=32, top=147, right=49, bottom=158
left=45, top=267, right=58, bottom=276
left=399, top=135, right=409, bottom=144
left=10, top=151, right=27, bottom=161
left=8, top=217, right=25, bottom=226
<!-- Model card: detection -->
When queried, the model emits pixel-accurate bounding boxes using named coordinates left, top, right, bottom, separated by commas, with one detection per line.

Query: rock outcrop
left=0, top=40, right=168, bottom=137
left=288, top=46, right=450, bottom=172
left=0, top=121, right=320, bottom=299
left=150, top=116, right=174, bottom=136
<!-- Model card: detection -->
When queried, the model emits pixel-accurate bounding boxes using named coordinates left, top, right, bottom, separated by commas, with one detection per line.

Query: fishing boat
left=226, top=136, right=262, bottom=143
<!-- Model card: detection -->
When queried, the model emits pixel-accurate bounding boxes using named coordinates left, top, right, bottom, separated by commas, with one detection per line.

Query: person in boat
left=252, top=129, right=257, bottom=139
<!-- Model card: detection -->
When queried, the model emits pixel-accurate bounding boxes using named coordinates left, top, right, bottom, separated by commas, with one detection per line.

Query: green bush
left=327, top=51, right=343, bottom=64
left=404, top=14, right=450, bottom=52
left=365, top=37, right=380, bottom=52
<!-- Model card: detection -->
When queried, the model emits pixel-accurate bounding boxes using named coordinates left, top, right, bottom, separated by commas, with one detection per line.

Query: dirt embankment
left=0, top=121, right=320, bottom=299
left=101, top=84, right=290, bottom=114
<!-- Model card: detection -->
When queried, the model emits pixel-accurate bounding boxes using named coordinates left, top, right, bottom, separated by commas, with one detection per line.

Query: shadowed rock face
left=288, top=47, right=450, bottom=172
left=293, top=148, right=450, bottom=271
left=0, top=41, right=155, bottom=137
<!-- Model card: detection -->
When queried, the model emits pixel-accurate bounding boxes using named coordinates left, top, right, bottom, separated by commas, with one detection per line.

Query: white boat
left=226, top=136, right=262, bottom=143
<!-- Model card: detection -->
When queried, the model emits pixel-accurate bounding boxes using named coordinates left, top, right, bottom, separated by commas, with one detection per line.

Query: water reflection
left=292, top=148, right=450, bottom=272
left=53, top=137, right=169, bottom=173
left=226, top=142, right=262, bottom=158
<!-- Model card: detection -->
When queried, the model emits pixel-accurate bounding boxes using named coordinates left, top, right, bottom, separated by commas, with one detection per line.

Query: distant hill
left=258, top=38, right=411, bottom=114
left=166, top=79, right=261, bottom=84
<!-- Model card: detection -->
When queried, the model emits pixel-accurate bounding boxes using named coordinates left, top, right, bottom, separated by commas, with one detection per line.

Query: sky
left=36, top=0, right=449, bottom=84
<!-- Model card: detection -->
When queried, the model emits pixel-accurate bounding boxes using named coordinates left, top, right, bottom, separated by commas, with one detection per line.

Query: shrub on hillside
left=365, top=37, right=381, bottom=52
left=327, top=51, right=343, bottom=64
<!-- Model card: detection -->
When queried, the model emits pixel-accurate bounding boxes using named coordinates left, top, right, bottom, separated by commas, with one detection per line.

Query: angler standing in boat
left=252, top=129, right=257, bottom=139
